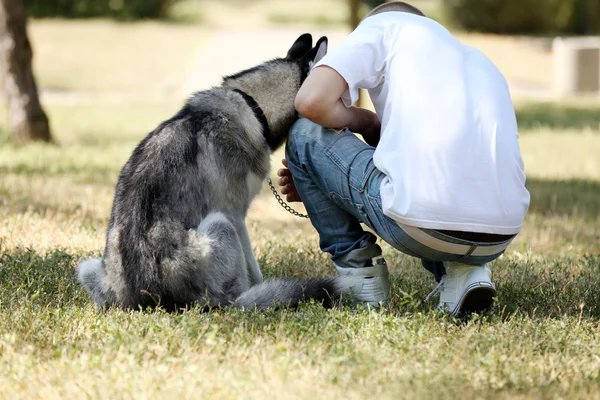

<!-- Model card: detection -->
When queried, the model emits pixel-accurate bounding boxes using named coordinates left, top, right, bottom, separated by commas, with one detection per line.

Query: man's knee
left=287, top=118, right=320, bottom=162
left=287, top=118, right=338, bottom=159
left=289, top=118, right=319, bottom=143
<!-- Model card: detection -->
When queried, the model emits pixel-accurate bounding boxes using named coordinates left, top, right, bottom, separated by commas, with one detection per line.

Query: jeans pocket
left=329, top=191, right=351, bottom=210
left=358, top=160, right=378, bottom=194
left=329, top=192, right=374, bottom=230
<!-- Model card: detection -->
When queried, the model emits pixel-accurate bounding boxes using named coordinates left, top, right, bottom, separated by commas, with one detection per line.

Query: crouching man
left=278, top=2, right=530, bottom=315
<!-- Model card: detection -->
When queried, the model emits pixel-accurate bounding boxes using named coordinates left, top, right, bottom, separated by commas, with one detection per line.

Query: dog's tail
left=234, top=276, right=359, bottom=310
left=77, top=258, right=109, bottom=308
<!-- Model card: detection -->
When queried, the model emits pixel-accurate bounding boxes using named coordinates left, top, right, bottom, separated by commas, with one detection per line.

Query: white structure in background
left=553, top=36, right=600, bottom=98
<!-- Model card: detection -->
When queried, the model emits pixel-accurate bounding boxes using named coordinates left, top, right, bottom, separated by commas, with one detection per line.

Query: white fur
left=77, top=258, right=108, bottom=307
left=236, top=102, right=266, bottom=151
left=235, top=220, right=263, bottom=285
left=246, top=171, right=265, bottom=199
left=198, top=211, right=230, bottom=233
left=313, top=39, right=328, bottom=66
left=103, top=229, right=128, bottom=301
left=77, top=258, right=104, bottom=286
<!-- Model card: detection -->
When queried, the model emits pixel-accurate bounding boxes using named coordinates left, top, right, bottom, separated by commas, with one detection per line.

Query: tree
left=347, top=0, right=385, bottom=107
left=349, top=0, right=361, bottom=29
left=0, top=0, right=52, bottom=144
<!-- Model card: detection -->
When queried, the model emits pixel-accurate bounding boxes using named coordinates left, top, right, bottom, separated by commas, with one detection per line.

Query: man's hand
left=277, top=159, right=302, bottom=202
left=359, top=110, right=381, bottom=147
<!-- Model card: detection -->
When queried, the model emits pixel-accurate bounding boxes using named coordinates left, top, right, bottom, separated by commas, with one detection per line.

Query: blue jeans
left=285, top=119, right=512, bottom=282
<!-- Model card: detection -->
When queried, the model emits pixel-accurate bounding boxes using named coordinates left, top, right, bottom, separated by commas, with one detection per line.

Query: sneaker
left=335, top=257, right=390, bottom=307
left=425, top=262, right=496, bottom=316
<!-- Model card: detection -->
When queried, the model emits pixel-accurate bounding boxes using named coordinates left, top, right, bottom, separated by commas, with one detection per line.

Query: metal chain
left=266, top=178, right=309, bottom=219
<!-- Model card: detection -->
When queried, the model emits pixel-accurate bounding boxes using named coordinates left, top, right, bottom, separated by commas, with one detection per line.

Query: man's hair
left=363, top=1, right=426, bottom=20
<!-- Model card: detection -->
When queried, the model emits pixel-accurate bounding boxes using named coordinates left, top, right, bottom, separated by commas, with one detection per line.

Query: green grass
left=1, top=248, right=600, bottom=399
left=517, top=102, right=600, bottom=131
left=0, top=98, right=599, bottom=398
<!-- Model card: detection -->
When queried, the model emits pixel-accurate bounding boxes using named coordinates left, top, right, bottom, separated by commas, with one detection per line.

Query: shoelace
left=424, top=275, right=447, bottom=303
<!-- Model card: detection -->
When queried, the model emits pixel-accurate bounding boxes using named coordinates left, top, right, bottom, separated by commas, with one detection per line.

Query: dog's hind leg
left=158, top=212, right=249, bottom=309
left=234, top=219, right=263, bottom=286
left=193, top=212, right=250, bottom=305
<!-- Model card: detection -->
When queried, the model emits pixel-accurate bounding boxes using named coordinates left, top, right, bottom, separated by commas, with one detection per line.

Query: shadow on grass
left=526, top=178, right=600, bottom=218
left=495, top=254, right=600, bottom=319
left=516, top=103, right=600, bottom=132
left=2, top=246, right=600, bottom=320
left=383, top=252, right=600, bottom=319
left=0, top=248, right=90, bottom=310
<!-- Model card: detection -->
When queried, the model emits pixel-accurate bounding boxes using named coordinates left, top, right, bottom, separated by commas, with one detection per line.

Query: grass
left=1, top=7, right=600, bottom=399
left=517, top=102, right=600, bottom=131
left=1, top=101, right=599, bottom=399
left=1, top=248, right=600, bottom=399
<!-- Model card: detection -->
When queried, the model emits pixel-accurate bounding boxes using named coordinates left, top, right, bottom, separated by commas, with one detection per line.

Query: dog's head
left=285, top=33, right=328, bottom=82
left=252, top=33, right=329, bottom=151
left=222, top=33, right=328, bottom=151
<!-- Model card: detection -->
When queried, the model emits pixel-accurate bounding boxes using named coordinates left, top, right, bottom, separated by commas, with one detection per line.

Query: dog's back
left=84, top=88, right=272, bottom=310
left=77, top=34, right=352, bottom=312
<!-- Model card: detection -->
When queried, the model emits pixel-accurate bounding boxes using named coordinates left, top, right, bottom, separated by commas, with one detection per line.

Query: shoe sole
left=452, top=282, right=497, bottom=316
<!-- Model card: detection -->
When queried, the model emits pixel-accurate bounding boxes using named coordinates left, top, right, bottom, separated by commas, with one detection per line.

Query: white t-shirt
left=314, top=12, right=530, bottom=235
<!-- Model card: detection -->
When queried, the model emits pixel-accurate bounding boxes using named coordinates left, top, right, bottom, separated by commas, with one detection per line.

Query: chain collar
left=266, top=178, right=309, bottom=219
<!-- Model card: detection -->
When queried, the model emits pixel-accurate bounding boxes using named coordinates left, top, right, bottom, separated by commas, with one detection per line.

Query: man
left=278, top=2, right=530, bottom=315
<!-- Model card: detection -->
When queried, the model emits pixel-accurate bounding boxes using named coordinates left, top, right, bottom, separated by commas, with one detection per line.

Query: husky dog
left=77, top=34, right=356, bottom=312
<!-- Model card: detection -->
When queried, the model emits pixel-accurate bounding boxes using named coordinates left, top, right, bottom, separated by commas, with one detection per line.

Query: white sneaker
left=425, top=262, right=496, bottom=316
left=335, top=258, right=390, bottom=307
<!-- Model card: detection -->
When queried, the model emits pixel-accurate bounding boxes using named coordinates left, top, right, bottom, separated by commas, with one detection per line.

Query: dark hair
left=363, top=1, right=426, bottom=21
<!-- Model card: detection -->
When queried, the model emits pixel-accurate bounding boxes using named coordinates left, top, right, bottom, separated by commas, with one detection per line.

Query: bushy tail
left=234, top=276, right=358, bottom=310
left=77, top=258, right=109, bottom=308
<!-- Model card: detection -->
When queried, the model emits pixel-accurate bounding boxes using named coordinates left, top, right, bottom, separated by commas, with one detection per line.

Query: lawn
left=1, top=3, right=600, bottom=399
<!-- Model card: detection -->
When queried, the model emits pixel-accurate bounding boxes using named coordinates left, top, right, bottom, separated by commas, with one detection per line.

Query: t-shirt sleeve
left=314, top=26, right=386, bottom=107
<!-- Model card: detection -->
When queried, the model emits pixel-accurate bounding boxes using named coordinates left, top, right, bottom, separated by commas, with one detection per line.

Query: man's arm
left=279, top=65, right=382, bottom=203
left=295, top=66, right=380, bottom=146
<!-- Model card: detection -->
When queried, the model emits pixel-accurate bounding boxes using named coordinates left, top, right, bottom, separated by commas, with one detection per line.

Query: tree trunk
left=0, top=0, right=51, bottom=144
left=349, top=0, right=361, bottom=30
left=348, top=0, right=365, bottom=107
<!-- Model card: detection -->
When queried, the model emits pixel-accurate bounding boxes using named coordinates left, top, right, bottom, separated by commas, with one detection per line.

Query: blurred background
left=1, top=0, right=599, bottom=144
left=1, top=0, right=599, bottom=142
left=0, top=0, right=598, bottom=257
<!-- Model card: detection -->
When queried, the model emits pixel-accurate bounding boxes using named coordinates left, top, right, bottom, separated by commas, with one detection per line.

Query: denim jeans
left=285, top=118, right=513, bottom=282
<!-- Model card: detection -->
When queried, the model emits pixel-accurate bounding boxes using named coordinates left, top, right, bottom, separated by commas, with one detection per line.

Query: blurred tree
left=348, top=0, right=362, bottom=106
left=349, top=0, right=386, bottom=28
left=347, top=0, right=385, bottom=108
left=349, top=0, right=360, bottom=29
left=444, top=0, right=600, bottom=35
left=0, top=0, right=51, bottom=144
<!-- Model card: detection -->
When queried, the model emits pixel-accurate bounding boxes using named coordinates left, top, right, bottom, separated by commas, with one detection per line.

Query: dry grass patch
left=28, top=19, right=209, bottom=94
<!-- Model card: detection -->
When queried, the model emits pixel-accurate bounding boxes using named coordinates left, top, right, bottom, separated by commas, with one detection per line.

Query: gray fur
left=76, top=34, right=346, bottom=312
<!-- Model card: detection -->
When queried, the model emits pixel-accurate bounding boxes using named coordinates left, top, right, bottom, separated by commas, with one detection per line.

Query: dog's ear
left=313, top=36, right=328, bottom=64
left=286, top=33, right=313, bottom=60
left=303, top=36, right=328, bottom=66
